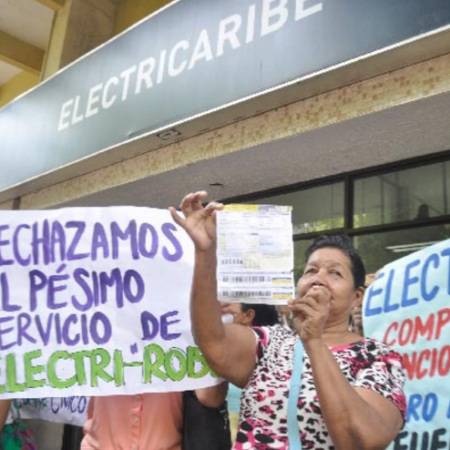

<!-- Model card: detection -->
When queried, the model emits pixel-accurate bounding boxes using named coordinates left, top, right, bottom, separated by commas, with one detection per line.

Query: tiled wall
left=0, top=200, right=14, bottom=210
left=19, top=52, right=450, bottom=209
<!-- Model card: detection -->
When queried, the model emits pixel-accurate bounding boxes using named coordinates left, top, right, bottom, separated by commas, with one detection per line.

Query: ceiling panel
left=56, top=90, right=450, bottom=209
left=0, top=0, right=53, bottom=49
left=0, top=59, right=21, bottom=84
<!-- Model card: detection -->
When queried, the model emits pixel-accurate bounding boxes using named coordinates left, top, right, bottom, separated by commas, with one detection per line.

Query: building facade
left=1, top=1, right=450, bottom=448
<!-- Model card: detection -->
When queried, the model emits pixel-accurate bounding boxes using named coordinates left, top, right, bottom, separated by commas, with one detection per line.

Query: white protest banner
left=363, top=238, right=450, bottom=450
left=11, top=397, right=88, bottom=426
left=216, top=204, right=294, bottom=304
left=0, top=207, right=218, bottom=398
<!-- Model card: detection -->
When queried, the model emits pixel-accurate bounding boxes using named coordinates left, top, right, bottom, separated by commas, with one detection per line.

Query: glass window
left=353, top=161, right=450, bottom=228
left=445, top=161, right=450, bottom=213
left=353, top=224, right=450, bottom=273
left=252, top=182, right=345, bottom=235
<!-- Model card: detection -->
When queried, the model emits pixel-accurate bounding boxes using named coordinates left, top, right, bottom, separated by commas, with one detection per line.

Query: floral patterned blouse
left=233, top=325, right=406, bottom=450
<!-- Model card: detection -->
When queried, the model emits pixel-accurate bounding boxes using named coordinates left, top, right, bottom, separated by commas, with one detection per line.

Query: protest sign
left=216, top=204, right=294, bottom=304
left=363, top=238, right=450, bottom=450
left=11, top=397, right=88, bottom=426
left=0, top=207, right=218, bottom=398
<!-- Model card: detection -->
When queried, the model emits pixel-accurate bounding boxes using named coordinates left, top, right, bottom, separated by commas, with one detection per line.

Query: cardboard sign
left=0, top=207, right=218, bottom=398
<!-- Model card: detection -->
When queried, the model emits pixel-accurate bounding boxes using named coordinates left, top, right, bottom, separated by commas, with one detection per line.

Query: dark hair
left=241, top=304, right=279, bottom=326
left=304, top=234, right=366, bottom=289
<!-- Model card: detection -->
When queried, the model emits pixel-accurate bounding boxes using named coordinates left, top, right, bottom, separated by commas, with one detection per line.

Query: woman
left=81, top=382, right=228, bottom=450
left=221, top=302, right=280, bottom=443
left=170, top=191, right=406, bottom=450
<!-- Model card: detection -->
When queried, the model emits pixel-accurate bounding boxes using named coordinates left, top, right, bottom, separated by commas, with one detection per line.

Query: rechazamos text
left=0, top=219, right=182, bottom=350
left=0, top=219, right=182, bottom=267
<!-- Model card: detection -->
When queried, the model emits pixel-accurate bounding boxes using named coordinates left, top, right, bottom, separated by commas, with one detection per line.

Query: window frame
left=222, top=150, right=450, bottom=244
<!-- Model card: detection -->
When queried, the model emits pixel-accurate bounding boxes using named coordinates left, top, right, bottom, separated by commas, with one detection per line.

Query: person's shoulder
left=360, top=337, right=394, bottom=351
left=253, top=323, right=291, bottom=338
left=358, top=337, right=403, bottom=363
left=251, top=324, right=293, bottom=350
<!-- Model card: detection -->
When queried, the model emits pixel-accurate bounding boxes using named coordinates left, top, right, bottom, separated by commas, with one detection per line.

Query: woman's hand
left=288, top=285, right=332, bottom=344
left=169, top=191, right=223, bottom=252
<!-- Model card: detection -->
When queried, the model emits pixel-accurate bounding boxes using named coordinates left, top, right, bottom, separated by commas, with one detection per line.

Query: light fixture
left=156, top=128, right=181, bottom=140
left=385, top=241, right=438, bottom=253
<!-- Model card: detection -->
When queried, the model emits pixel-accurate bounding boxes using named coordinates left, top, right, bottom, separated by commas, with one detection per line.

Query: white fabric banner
left=0, top=207, right=218, bottom=398
left=11, top=397, right=89, bottom=426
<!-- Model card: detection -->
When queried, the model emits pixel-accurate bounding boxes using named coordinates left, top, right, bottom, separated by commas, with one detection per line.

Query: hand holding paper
left=170, top=191, right=223, bottom=252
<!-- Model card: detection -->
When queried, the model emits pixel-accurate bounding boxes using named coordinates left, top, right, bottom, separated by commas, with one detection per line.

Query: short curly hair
left=241, top=303, right=279, bottom=326
left=304, top=234, right=366, bottom=289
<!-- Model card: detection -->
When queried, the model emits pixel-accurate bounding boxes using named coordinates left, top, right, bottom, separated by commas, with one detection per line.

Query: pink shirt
left=81, top=393, right=183, bottom=450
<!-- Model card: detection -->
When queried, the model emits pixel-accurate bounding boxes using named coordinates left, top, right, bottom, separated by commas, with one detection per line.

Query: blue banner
left=364, top=239, right=450, bottom=450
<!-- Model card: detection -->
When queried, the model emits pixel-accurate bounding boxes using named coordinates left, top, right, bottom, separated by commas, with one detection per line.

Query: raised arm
left=306, top=341, right=402, bottom=450
left=170, top=191, right=257, bottom=387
